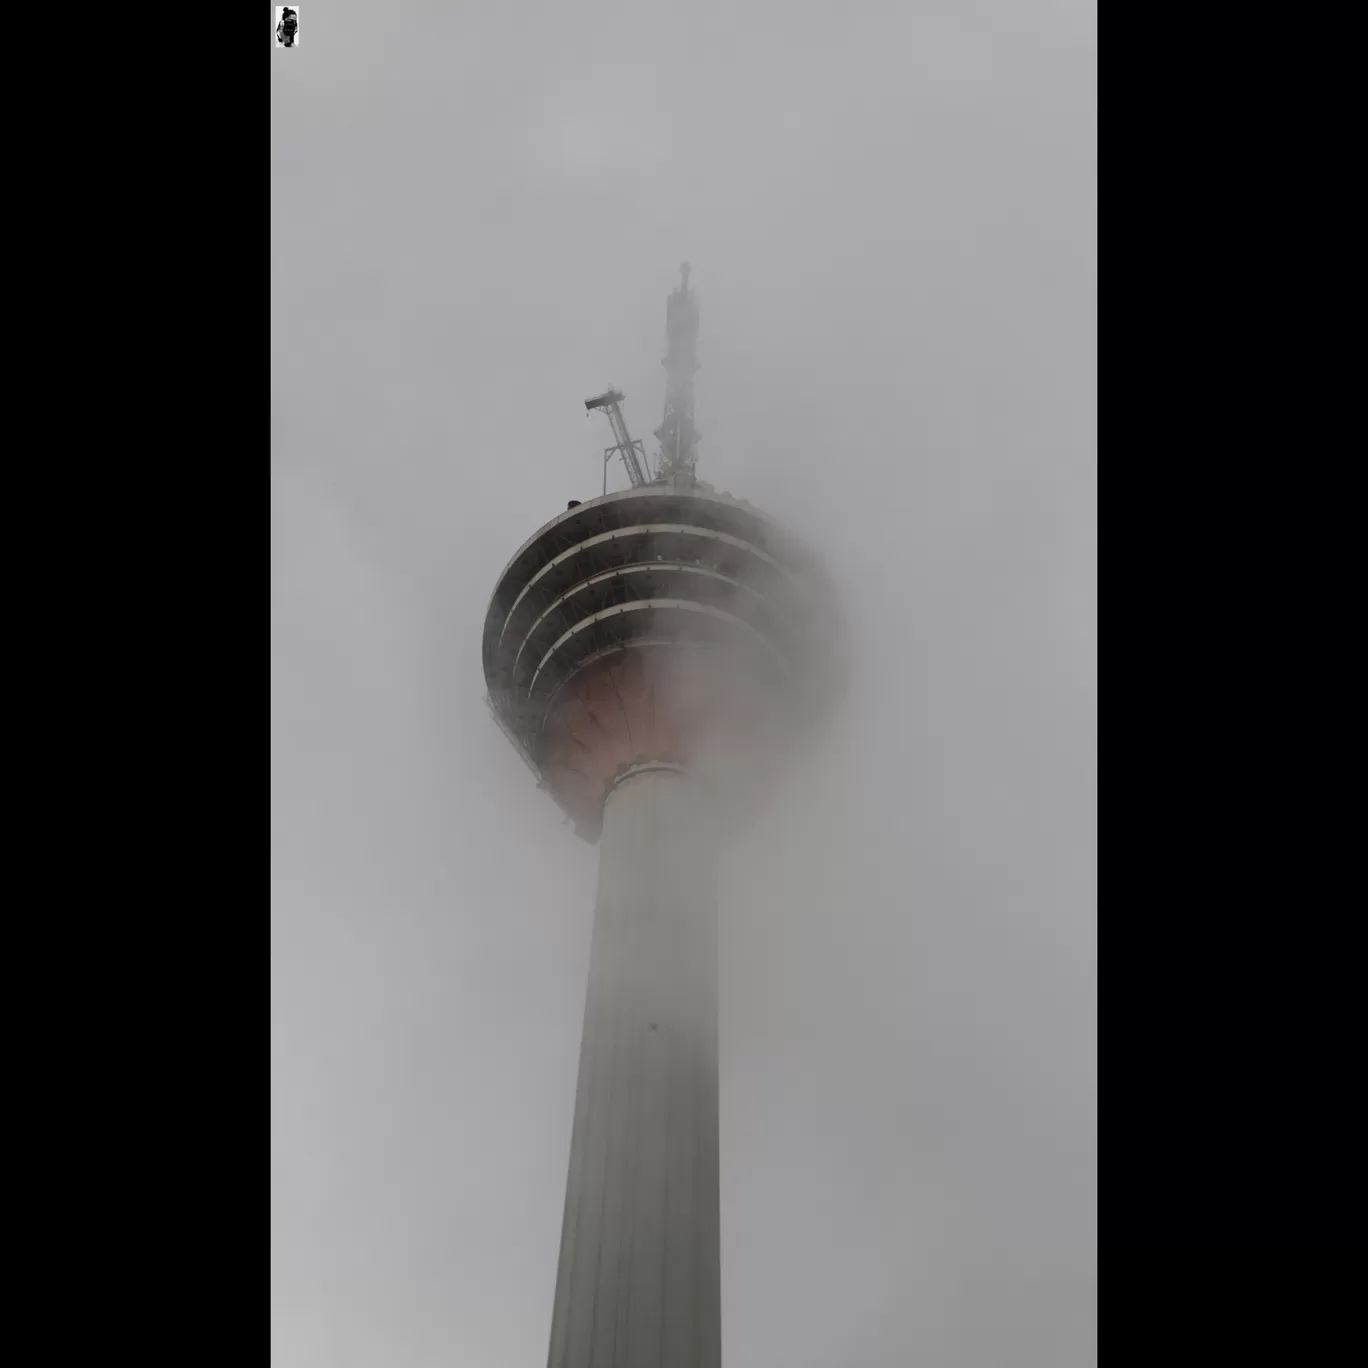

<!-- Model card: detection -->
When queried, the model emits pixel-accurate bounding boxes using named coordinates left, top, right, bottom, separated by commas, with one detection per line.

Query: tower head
left=483, top=269, right=841, bottom=838
left=483, top=483, right=840, bottom=840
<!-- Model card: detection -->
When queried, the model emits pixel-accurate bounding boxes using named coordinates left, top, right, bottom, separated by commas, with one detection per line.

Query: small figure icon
left=276, top=7, right=299, bottom=47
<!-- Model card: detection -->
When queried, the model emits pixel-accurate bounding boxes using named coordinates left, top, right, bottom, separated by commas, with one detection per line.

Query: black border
left=49, top=5, right=268, bottom=1359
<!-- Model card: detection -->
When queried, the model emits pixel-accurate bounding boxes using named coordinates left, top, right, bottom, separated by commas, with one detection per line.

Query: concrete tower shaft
left=546, top=765, right=721, bottom=1368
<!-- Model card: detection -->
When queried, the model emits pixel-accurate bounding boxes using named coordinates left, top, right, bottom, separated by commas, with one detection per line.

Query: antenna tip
left=680, top=262, right=691, bottom=288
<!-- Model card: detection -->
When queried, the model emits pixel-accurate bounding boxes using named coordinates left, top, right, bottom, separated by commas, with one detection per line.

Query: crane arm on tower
left=585, top=388, right=651, bottom=489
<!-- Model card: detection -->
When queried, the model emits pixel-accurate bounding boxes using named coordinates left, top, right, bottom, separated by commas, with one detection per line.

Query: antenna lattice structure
left=654, top=262, right=700, bottom=481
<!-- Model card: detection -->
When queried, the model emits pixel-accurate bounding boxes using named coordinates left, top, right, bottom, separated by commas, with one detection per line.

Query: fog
left=271, top=2, right=1096, bottom=1365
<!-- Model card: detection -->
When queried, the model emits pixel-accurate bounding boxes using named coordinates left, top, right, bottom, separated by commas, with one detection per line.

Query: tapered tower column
left=547, top=764, right=721, bottom=1368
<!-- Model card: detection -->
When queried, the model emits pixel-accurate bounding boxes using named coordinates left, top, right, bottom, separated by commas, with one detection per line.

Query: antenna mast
left=654, top=262, right=700, bottom=482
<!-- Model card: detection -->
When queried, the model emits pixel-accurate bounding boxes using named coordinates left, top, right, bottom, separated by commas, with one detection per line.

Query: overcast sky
left=271, top=3, right=1096, bottom=1364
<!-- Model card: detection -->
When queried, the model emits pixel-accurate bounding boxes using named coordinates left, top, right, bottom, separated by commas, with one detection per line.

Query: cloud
left=547, top=106, right=664, bottom=175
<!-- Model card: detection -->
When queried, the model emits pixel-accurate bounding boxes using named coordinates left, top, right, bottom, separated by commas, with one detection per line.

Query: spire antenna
left=654, top=263, right=700, bottom=483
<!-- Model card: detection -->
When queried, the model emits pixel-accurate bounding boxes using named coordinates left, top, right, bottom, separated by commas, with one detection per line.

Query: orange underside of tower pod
left=482, top=481, right=837, bottom=840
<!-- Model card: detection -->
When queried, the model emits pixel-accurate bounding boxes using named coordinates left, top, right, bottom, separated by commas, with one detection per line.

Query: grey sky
left=271, top=3, right=1096, bottom=1364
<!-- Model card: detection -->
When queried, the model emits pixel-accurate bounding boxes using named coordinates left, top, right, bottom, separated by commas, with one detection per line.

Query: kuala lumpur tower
left=482, top=266, right=838, bottom=1367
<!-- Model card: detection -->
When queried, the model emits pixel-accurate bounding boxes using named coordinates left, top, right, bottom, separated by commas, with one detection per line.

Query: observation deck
left=482, top=478, right=837, bottom=838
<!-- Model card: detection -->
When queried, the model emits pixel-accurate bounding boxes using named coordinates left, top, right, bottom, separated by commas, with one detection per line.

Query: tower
left=483, top=269, right=836, bottom=1367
